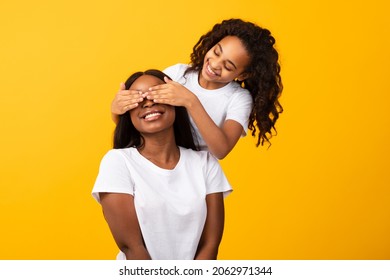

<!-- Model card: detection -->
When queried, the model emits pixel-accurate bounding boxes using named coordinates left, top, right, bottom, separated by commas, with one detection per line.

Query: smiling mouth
left=206, top=64, right=219, bottom=77
left=142, top=111, right=163, bottom=121
left=144, top=112, right=162, bottom=120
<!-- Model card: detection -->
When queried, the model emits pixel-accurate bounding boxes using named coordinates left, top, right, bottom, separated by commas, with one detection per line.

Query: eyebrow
left=217, top=43, right=237, bottom=69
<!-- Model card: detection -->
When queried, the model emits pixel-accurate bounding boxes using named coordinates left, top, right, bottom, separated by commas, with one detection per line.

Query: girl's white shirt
left=164, top=63, right=253, bottom=151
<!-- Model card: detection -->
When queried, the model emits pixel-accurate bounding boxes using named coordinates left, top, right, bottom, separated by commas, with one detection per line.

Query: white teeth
left=207, top=65, right=217, bottom=75
left=144, top=112, right=161, bottom=119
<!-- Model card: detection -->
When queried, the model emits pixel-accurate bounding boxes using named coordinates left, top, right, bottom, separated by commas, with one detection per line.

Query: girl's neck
left=198, top=73, right=229, bottom=90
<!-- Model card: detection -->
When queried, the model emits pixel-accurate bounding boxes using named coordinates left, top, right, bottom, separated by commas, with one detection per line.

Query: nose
left=141, top=98, right=155, bottom=108
left=209, top=57, right=222, bottom=70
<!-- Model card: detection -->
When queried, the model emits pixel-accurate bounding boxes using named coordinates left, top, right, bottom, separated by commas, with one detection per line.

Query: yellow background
left=1, top=0, right=389, bottom=259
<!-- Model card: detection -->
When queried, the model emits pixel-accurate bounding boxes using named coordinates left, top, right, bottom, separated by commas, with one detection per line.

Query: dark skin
left=100, top=75, right=225, bottom=259
left=194, top=192, right=225, bottom=259
left=100, top=193, right=151, bottom=260
left=111, top=36, right=251, bottom=159
left=100, top=192, right=225, bottom=260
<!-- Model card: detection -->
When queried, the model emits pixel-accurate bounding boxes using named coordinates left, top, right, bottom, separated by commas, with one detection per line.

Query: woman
left=93, top=70, right=232, bottom=260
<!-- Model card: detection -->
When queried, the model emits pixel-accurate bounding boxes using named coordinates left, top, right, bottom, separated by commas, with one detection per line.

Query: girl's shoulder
left=228, top=81, right=250, bottom=94
left=163, top=63, right=190, bottom=77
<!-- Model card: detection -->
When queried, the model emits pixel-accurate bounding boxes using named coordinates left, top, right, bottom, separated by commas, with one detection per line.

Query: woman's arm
left=100, top=193, right=151, bottom=260
left=194, top=192, right=225, bottom=260
left=147, top=78, right=242, bottom=159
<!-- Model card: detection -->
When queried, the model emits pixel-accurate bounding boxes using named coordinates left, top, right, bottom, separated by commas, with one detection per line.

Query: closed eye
left=224, top=64, right=233, bottom=71
left=216, top=43, right=236, bottom=70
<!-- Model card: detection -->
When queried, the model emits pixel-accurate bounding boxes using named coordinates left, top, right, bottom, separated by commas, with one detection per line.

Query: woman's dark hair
left=186, top=18, right=283, bottom=147
left=113, top=69, right=198, bottom=151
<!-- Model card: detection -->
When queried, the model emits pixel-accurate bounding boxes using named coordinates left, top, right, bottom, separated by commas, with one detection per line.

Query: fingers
left=121, top=95, right=144, bottom=112
left=123, top=103, right=140, bottom=112
left=144, top=91, right=176, bottom=106
left=144, top=87, right=170, bottom=101
left=144, top=91, right=159, bottom=101
left=145, top=86, right=170, bottom=99
left=113, top=90, right=145, bottom=114
left=118, top=89, right=142, bottom=98
left=148, top=83, right=169, bottom=91
left=119, top=82, right=126, bottom=90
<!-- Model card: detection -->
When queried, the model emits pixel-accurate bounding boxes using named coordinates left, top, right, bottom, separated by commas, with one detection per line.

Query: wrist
left=185, top=94, right=199, bottom=111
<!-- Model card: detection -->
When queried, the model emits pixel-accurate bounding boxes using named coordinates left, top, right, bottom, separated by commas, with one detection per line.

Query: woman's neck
left=137, top=135, right=180, bottom=170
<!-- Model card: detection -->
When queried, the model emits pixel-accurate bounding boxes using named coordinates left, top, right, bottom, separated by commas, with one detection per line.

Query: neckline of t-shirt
left=132, top=147, right=184, bottom=175
left=190, top=71, right=233, bottom=95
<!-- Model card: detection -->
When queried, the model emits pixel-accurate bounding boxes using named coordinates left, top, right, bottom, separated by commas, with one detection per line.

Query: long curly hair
left=185, top=18, right=283, bottom=147
left=114, top=69, right=198, bottom=151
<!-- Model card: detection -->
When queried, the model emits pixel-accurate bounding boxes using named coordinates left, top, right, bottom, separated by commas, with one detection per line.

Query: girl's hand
left=146, top=77, right=195, bottom=108
left=111, top=82, right=144, bottom=115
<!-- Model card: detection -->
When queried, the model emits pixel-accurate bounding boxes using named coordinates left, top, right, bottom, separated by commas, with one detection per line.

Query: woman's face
left=129, top=75, right=175, bottom=135
left=200, top=35, right=251, bottom=89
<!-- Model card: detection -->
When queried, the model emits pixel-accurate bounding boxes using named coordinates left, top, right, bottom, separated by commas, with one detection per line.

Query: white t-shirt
left=92, top=147, right=232, bottom=260
left=164, top=63, right=253, bottom=150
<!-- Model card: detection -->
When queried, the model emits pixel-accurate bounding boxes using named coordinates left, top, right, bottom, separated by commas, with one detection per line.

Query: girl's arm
left=194, top=192, right=225, bottom=260
left=147, top=78, right=243, bottom=159
left=99, top=193, right=151, bottom=260
left=187, top=96, right=243, bottom=159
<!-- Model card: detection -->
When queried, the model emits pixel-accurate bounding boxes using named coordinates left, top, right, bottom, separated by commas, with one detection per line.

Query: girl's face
left=200, top=35, right=251, bottom=90
left=129, top=75, right=175, bottom=135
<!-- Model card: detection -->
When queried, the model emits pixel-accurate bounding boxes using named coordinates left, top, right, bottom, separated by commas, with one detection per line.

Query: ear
left=236, top=72, right=250, bottom=82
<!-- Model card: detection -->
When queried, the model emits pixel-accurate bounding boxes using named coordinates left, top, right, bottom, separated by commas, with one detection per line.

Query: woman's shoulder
left=179, top=147, right=218, bottom=164
left=101, top=148, right=135, bottom=163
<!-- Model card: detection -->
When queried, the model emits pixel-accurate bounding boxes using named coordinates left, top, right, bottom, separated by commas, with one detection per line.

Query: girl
left=93, top=70, right=232, bottom=260
left=111, top=18, right=283, bottom=159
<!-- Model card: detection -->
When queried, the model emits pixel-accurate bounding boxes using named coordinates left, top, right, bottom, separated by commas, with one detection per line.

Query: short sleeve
left=163, top=63, right=188, bottom=83
left=204, top=153, right=232, bottom=198
left=226, top=89, right=253, bottom=136
left=92, top=149, right=134, bottom=203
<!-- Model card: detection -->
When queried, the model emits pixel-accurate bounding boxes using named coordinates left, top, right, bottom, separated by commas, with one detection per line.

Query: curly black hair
left=185, top=18, right=283, bottom=147
left=114, top=69, right=198, bottom=151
